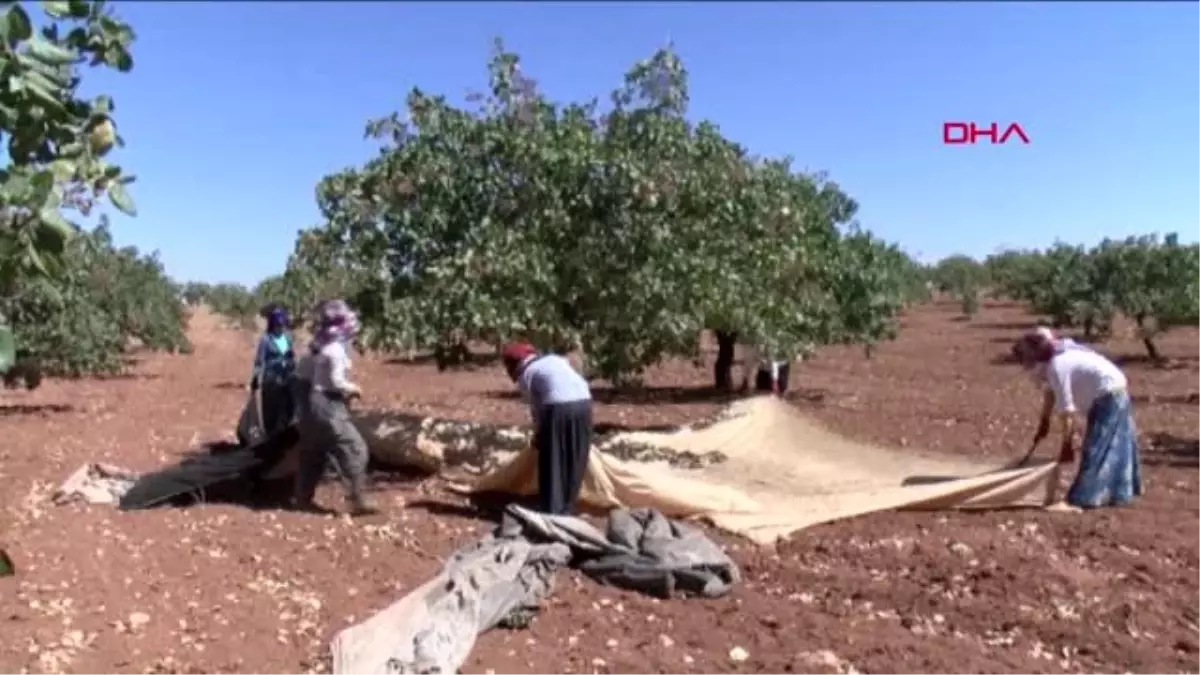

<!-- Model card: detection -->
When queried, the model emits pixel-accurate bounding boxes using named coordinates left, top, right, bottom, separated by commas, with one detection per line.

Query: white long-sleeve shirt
left=296, top=341, right=358, bottom=395
left=1045, top=348, right=1127, bottom=414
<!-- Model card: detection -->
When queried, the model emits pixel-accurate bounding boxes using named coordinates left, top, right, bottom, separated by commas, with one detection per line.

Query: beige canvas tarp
left=454, top=396, right=1061, bottom=545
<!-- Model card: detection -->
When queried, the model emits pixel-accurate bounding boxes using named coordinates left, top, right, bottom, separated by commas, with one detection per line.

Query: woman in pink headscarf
left=1013, top=329, right=1142, bottom=509
left=291, top=300, right=376, bottom=516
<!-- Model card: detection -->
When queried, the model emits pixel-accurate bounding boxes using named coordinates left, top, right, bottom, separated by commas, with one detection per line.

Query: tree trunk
left=433, top=340, right=469, bottom=371
left=714, top=331, right=738, bottom=391
left=1141, top=336, right=1163, bottom=364
left=1134, top=315, right=1163, bottom=364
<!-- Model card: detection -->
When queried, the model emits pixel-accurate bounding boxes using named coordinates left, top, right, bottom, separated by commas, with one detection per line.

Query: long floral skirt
left=1066, top=390, right=1143, bottom=508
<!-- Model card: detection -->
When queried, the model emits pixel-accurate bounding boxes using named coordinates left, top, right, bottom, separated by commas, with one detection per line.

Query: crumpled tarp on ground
left=502, top=503, right=739, bottom=599
left=331, top=504, right=739, bottom=674
left=458, top=396, right=1062, bottom=545
left=52, top=463, right=140, bottom=506
left=55, top=394, right=300, bottom=510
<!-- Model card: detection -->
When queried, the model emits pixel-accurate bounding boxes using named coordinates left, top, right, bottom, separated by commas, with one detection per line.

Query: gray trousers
left=292, top=380, right=369, bottom=504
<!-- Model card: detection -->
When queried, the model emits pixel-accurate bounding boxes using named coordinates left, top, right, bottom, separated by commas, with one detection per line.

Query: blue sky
left=81, top=1, right=1198, bottom=286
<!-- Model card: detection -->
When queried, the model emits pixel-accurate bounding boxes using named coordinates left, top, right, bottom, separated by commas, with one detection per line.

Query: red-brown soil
left=1, top=300, right=1196, bottom=674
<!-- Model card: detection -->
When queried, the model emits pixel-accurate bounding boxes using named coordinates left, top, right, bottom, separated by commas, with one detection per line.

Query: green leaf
left=25, top=35, right=79, bottom=65
left=29, top=169, right=54, bottom=201
left=37, top=203, right=73, bottom=243
left=48, top=159, right=75, bottom=181
left=4, top=4, right=32, bottom=43
left=67, top=0, right=90, bottom=19
left=24, top=243, right=49, bottom=276
left=107, top=180, right=136, bottom=216
left=41, top=1, right=70, bottom=18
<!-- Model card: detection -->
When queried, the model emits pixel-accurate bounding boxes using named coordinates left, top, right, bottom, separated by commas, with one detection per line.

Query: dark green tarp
left=118, top=394, right=298, bottom=510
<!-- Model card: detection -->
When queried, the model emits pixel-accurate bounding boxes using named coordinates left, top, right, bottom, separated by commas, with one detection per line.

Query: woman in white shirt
left=1013, top=330, right=1142, bottom=508
left=291, top=300, right=376, bottom=516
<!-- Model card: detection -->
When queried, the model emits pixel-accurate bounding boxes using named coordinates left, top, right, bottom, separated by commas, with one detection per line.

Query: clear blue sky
left=82, top=1, right=1198, bottom=286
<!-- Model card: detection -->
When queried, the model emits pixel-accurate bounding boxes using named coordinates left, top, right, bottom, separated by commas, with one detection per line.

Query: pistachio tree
left=0, top=0, right=137, bottom=375
left=284, top=40, right=910, bottom=386
left=1092, top=233, right=1199, bottom=362
left=984, top=234, right=1198, bottom=361
left=3, top=221, right=189, bottom=385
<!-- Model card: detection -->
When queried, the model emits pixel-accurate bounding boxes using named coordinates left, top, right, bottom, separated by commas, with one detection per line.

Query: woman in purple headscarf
left=249, top=305, right=297, bottom=439
left=291, top=300, right=376, bottom=516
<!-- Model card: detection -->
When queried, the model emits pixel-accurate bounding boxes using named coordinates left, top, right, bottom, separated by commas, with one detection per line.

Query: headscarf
left=265, top=306, right=290, bottom=334
left=309, top=299, right=360, bottom=353
left=1033, top=326, right=1095, bottom=354
left=501, top=342, right=539, bottom=380
left=1013, top=327, right=1094, bottom=386
left=1012, top=330, right=1056, bottom=369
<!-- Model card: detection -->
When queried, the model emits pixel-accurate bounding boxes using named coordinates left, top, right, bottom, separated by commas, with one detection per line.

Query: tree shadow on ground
left=404, top=493, right=540, bottom=525
left=0, top=403, right=74, bottom=417
left=983, top=300, right=1028, bottom=310
left=367, top=463, right=430, bottom=487
left=1132, top=392, right=1200, bottom=407
left=972, top=320, right=1045, bottom=331
left=384, top=351, right=501, bottom=370
left=1142, top=432, right=1198, bottom=468
left=987, top=333, right=1102, bottom=346
left=591, top=385, right=745, bottom=406
left=1112, top=353, right=1199, bottom=371
left=94, top=372, right=161, bottom=382
left=482, top=384, right=742, bottom=407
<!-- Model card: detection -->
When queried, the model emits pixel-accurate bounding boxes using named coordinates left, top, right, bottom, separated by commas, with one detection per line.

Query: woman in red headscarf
left=501, top=341, right=594, bottom=515
left=1013, top=329, right=1142, bottom=508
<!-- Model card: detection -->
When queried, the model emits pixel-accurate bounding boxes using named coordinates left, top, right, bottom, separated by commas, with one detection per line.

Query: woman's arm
left=249, top=337, right=267, bottom=387
left=1045, top=364, right=1078, bottom=463
left=1033, top=389, right=1054, bottom=444
left=1019, top=389, right=1056, bottom=464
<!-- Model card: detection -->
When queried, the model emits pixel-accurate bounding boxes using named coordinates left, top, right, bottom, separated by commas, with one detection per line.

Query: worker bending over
left=501, top=342, right=594, bottom=515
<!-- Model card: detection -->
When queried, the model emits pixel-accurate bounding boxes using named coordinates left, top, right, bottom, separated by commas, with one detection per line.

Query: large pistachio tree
left=284, top=40, right=915, bottom=386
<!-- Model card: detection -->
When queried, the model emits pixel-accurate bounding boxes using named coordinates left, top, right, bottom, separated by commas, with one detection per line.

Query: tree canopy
left=0, top=1, right=188, bottom=385
left=277, top=40, right=923, bottom=386
left=986, top=234, right=1199, bottom=361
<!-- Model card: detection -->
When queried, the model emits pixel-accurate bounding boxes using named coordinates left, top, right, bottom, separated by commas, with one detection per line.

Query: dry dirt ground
left=0, top=300, right=1196, bottom=674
